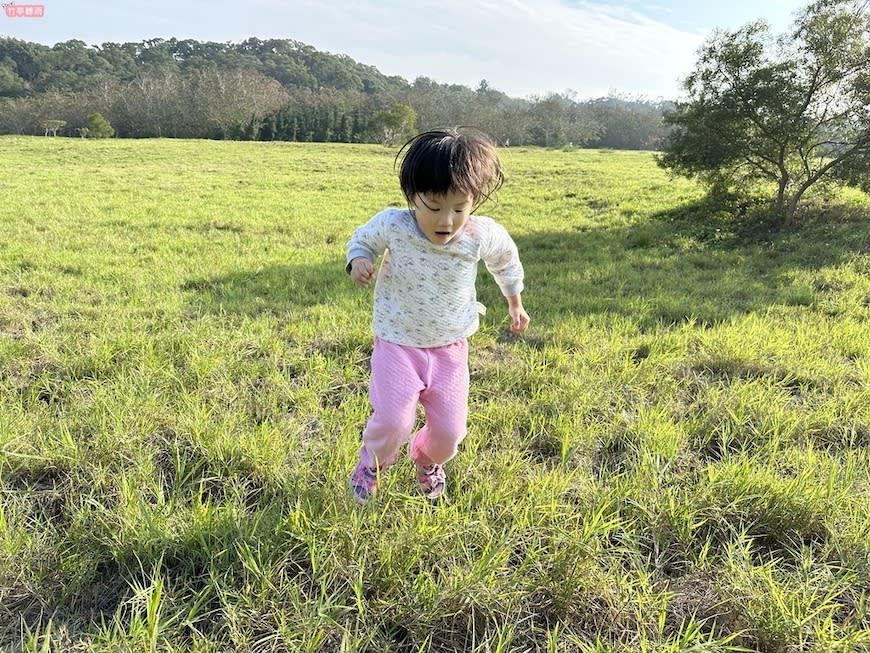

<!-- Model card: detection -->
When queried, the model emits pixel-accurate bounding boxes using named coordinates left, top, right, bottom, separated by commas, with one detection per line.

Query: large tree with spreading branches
left=658, top=0, right=870, bottom=223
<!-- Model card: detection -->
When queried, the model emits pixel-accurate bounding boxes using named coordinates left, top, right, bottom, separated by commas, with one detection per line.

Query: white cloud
left=279, top=0, right=705, bottom=99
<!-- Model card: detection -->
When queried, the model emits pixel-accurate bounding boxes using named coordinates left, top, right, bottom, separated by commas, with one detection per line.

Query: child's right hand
left=350, top=257, right=376, bottom=287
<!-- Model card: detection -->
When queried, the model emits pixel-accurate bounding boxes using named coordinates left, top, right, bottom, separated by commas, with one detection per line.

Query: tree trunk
left=782, top=180, right=813, bottom=225
left=773, top=174, right=788, bottom=221
left=783, top=190, right=805, bottom=225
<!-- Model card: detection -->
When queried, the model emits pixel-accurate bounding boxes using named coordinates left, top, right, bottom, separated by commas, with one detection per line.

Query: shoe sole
left=423, top=485, right=445, bottom=500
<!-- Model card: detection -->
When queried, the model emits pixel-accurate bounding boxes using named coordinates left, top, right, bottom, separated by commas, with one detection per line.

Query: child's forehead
left=420, top=190, right=474, bottom=203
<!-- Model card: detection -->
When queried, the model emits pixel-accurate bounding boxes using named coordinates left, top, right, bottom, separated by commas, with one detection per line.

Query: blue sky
left=1, top=0, right=808, bottom=99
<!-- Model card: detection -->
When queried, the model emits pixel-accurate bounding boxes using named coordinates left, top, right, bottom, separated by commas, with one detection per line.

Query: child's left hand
left=509, top=305, right=530, bottom=333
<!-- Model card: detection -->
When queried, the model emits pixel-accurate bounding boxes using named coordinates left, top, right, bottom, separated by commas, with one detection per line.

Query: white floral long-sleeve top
left=346, top=207, right=525, bottom=347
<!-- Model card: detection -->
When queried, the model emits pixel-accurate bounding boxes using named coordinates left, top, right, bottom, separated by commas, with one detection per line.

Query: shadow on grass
left=493, top=198, right=865, bottom=330
left=182, top=198, right=867, bottom=331
left=182, top=259, right=356, bottom=316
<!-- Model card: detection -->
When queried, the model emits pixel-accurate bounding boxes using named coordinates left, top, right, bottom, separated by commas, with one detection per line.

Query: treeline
left=0, top=37, right=671, bottom=148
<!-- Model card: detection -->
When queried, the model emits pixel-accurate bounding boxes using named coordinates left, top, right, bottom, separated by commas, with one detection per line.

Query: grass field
left=1, top=136, right=869, bottom=652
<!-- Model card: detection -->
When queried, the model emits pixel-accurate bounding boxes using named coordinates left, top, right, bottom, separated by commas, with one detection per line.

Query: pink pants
left=359, top=337, right=469, bottom=469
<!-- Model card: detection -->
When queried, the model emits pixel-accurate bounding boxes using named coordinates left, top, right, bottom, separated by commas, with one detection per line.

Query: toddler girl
left=346, top=127, right=529, bottom=503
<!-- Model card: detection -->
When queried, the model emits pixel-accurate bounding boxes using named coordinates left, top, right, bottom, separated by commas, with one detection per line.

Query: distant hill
left=0, top=36, right=671, bottom=149
left=0, top=36, right=410, bottom=96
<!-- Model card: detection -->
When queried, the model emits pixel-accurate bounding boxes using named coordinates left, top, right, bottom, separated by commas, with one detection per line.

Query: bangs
left=396, top=128, right=504, bottom=207
left=403, top=135, right=459, bottom=196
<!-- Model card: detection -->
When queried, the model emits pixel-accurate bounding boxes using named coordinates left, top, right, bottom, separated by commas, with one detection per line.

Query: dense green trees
left=587, top=96, right=672, bottom=150
left=0, top=36, right=668, bottom=149
left=0, top=37, right=404, bottom=95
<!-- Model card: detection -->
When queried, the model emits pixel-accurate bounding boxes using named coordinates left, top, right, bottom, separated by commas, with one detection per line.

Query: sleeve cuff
left=501, top=281, right=524, bottom=297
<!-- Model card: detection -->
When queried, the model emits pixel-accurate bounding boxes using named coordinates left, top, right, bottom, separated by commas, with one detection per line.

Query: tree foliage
left=587, top=95, right=673, bottom=150
left=40, top=119, right=65, bottom=136
left=526, top=92, right=601, bottom=147
left=371, top=103, right=417, bottom=146
left=85, top=112, right=114, bottom=138
left=658, top=0, right=870, bottom=223
left=0, top=36, right=670, bottom=149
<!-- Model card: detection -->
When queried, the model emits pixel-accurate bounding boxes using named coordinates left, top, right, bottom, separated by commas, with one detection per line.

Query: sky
left=1, top=0, right=809, bottom=100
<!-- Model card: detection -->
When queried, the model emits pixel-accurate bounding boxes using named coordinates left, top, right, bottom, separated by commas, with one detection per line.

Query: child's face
left=412, top=191, right=474, bottom=244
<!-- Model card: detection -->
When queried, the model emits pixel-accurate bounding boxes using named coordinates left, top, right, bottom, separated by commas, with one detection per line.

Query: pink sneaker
left=348, top=461, right=378, bottom=504
left=416, top=464, right=446, bottom=500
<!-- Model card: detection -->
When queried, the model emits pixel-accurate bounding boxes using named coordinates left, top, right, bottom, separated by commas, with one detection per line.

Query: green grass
left=1, top=136, right=869, bottom=652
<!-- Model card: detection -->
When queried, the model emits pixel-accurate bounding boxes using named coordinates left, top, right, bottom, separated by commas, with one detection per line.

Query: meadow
left=0, top=136, right=868, bottom=652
